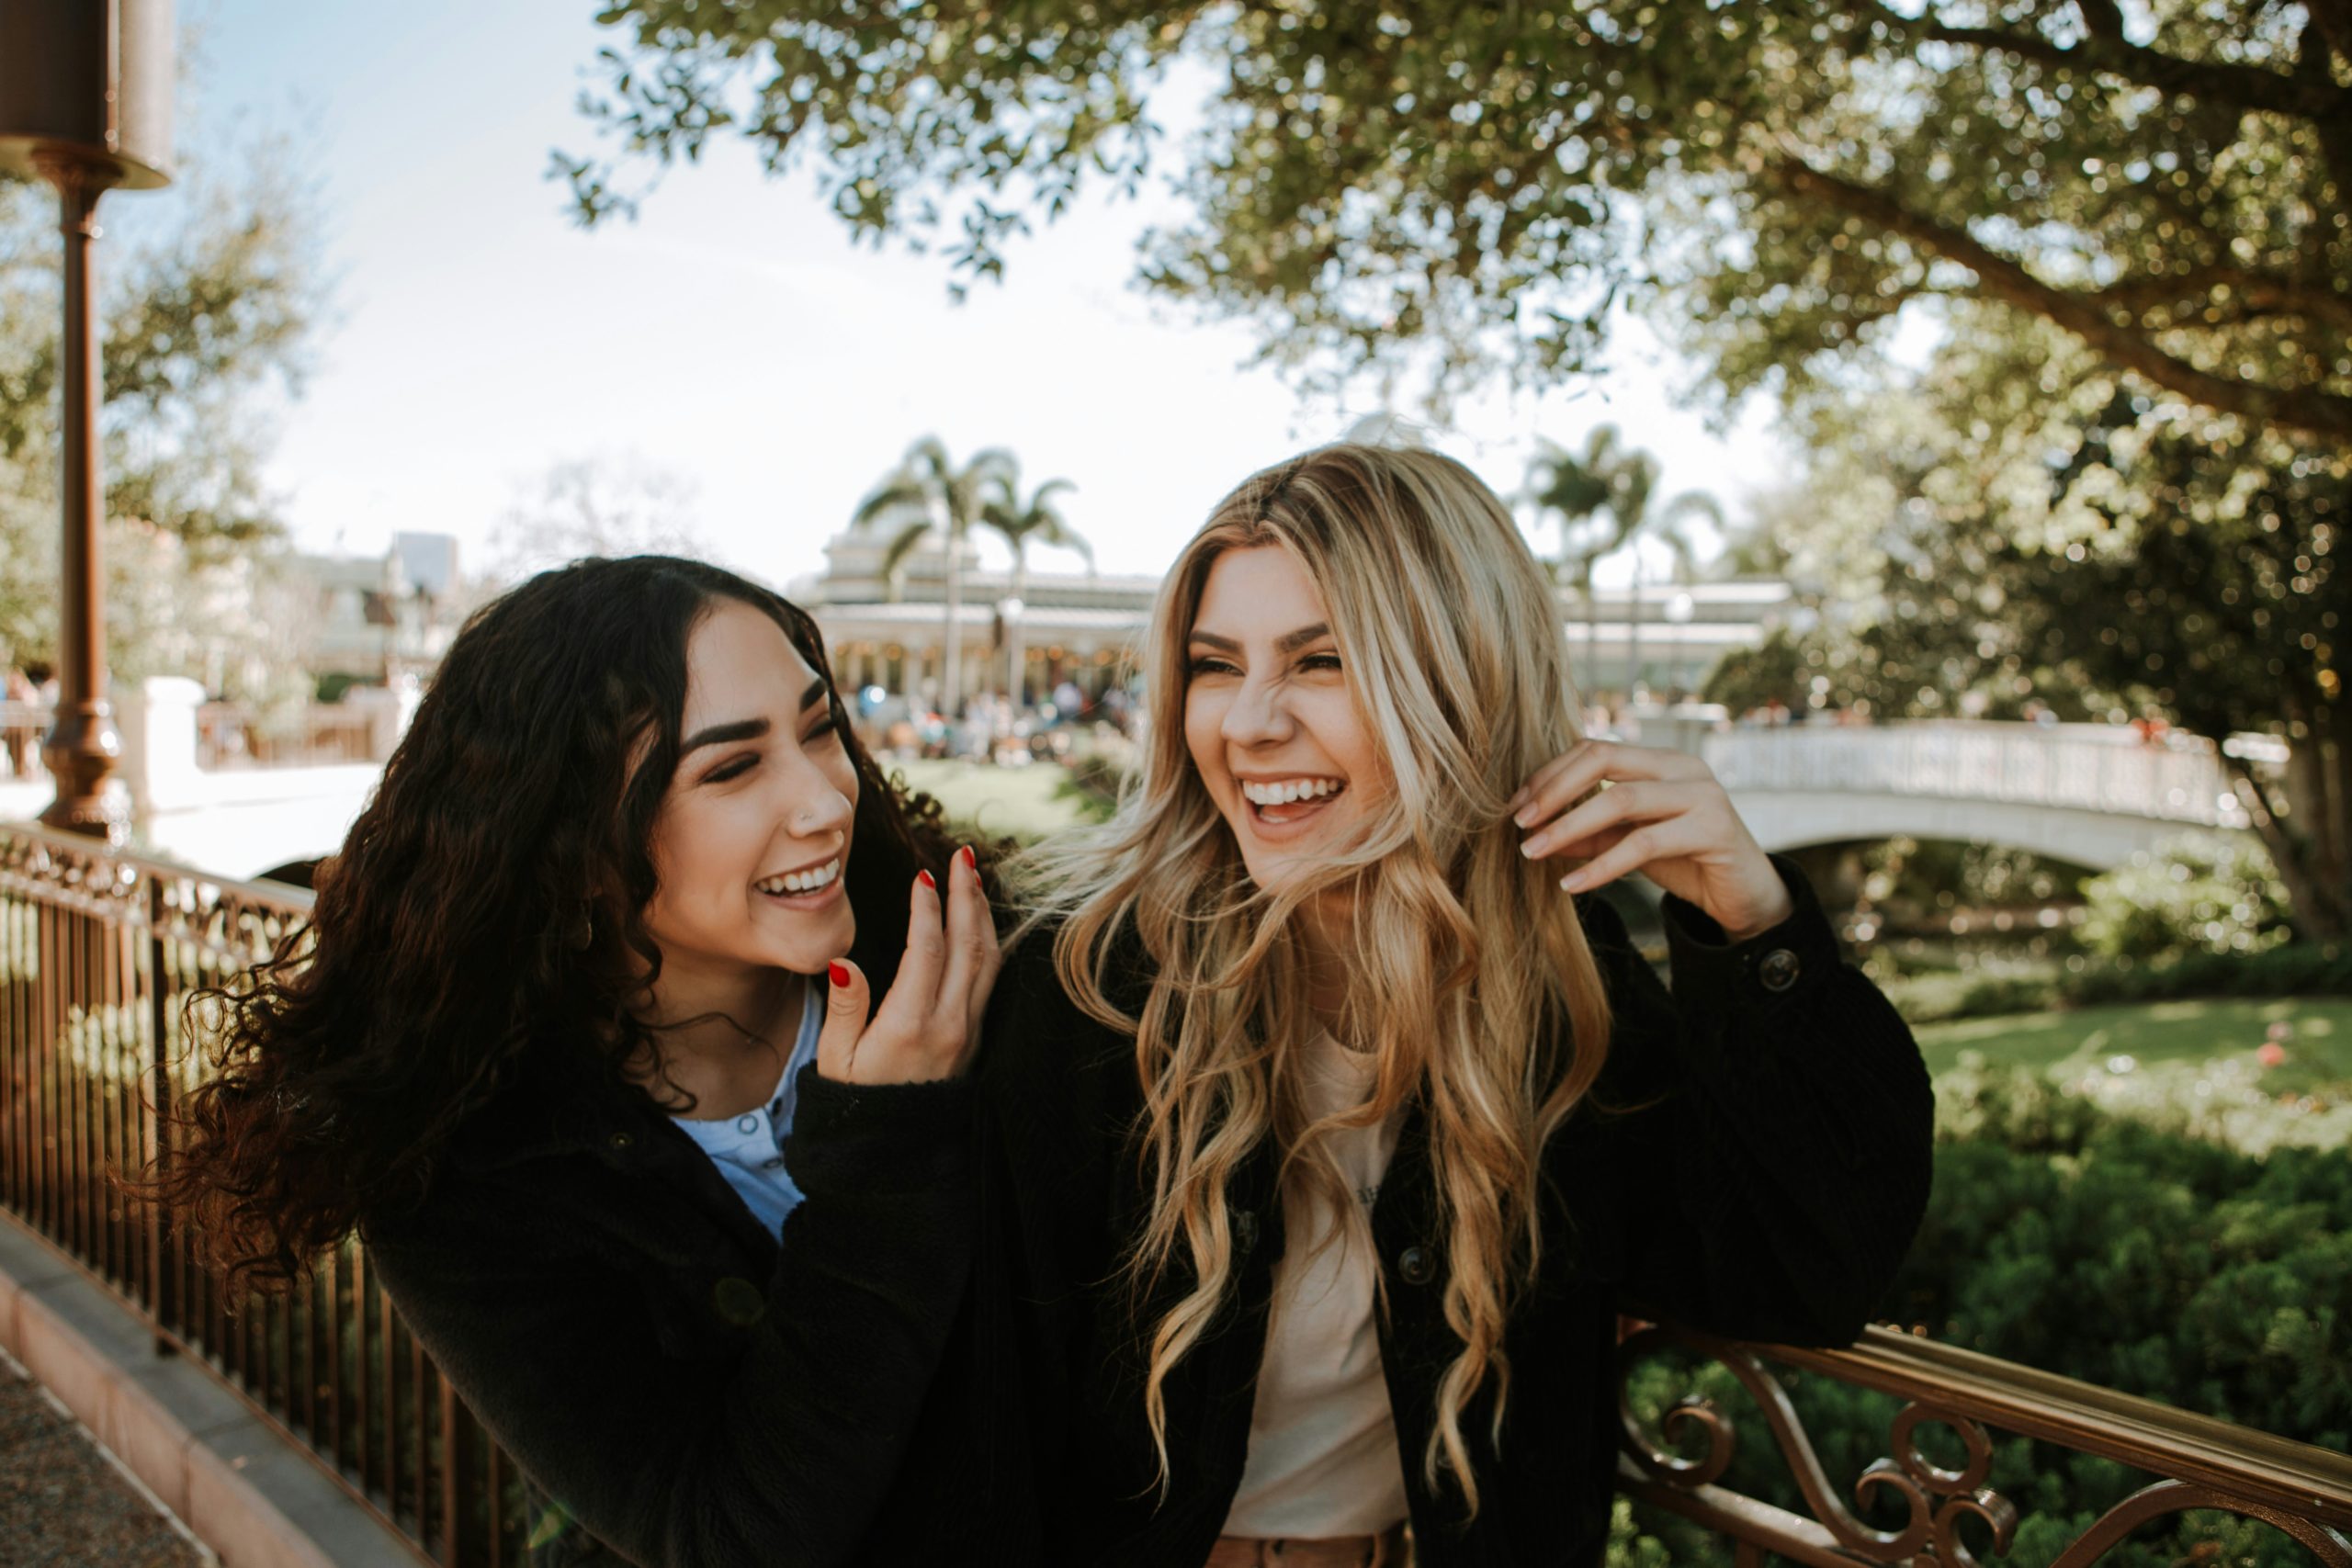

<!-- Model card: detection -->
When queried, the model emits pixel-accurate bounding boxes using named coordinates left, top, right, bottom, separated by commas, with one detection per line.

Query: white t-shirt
left=670, top=978, right=826, bottom=1236
left=1223, top=1033, right=1409, bottom=1539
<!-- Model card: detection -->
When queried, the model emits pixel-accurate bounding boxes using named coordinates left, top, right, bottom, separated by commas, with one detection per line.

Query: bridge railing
left=1704, top=722, right=2251, bottom=829
left=3, top=818, right=2346, bottom=1565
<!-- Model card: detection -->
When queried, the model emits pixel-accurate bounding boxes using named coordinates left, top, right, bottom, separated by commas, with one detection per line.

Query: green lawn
left=884, top=758, right=1095, bottom=844
left=1917, top=997, right=2352, bottom=1153
left=1917, top=996, right=2352, bottom=1083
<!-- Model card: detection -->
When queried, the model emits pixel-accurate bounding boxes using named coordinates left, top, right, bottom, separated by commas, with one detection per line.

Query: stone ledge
left=0, top=1212, right=422, bottom=1568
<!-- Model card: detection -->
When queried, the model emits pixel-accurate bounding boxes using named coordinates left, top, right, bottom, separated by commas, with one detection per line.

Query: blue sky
left=162, top=0, right=1792, bottom=589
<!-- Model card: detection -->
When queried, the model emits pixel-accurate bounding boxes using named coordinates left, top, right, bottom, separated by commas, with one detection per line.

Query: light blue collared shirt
left=670, top=979, right=826, bottom=1235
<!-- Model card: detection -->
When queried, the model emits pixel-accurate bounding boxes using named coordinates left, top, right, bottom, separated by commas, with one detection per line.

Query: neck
left=638, top=962, right=806, bottom=1075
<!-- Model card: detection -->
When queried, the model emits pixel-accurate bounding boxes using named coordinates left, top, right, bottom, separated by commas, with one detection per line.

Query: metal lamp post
left=0, top=0, right=176, bottom=843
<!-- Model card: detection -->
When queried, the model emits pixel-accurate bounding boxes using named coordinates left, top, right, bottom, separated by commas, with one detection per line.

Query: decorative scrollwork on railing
left=0, top=829, right=142, bottom=921
left=1618, top=1321, right=2352, bottom=1567
left=1618, top=1320, right=2007, bottom=1561
left=2046, top=1480, right=2352, bottom=1568
left=154, top=868, right=308, bottom=972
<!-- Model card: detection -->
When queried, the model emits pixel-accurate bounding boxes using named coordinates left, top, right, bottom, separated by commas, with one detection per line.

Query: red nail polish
left=918, top=870, right=936, bottom=890
left=828, top=961, right=850, bottom=987
left=957, top=844, right=976, bottom=869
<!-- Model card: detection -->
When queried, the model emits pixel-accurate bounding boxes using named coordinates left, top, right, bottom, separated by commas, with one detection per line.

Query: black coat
left=363, top=1052, right=982, bottom=1568
left=973, top=859, right=1934, bottom=1567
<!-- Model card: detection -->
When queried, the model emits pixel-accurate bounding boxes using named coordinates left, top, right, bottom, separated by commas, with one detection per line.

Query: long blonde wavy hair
left=1013, top=442, right=1614, bottom=1514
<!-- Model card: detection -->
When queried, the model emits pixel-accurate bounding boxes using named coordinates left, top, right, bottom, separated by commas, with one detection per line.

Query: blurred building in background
left=793, top=515, right=1156, bottom=705
left=793, top=507, right=1795, bottom=706
left=293, top=530, right=464, bottom=689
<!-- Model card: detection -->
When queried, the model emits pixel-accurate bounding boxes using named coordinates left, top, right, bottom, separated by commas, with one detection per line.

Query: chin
left=756, top=911, right=856, bottom=974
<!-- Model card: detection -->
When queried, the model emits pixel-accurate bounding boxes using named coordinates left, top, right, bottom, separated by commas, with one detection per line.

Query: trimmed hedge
left=1934, top=942, right=2352, bottom=1021
left=1615, top=1070, right=2352, bottom=1567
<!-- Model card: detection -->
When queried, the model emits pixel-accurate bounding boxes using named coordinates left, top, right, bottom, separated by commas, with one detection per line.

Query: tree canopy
left=560, top=0, right=2349, bottom=434
left=0, top=144, right=322, bottom=688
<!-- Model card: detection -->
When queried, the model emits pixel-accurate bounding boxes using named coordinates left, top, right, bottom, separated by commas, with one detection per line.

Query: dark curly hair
left=152, top=556, right=960, bottom=1292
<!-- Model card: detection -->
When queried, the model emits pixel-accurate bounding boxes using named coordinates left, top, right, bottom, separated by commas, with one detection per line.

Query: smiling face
left=640, top=598, right=859, bottom=988
left=1182, top=545, right=1388, bottom=896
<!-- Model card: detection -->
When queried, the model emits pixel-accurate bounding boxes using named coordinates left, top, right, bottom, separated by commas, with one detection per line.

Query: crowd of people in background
left=851, top=674, right=1142, bottom=764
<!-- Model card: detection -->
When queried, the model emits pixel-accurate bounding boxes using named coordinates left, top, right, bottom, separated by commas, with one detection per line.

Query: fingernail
left=1560, top=870, right=1590, bottom=893
left=1520, top=838, right=1542, bottom=859
left=918, top=870, right=936, bottom=890
left=1513, top=805, right=1538, bottom=828
left=828, top=961, right=850, bottom=987
left=957, top=844, right=976, bottom=870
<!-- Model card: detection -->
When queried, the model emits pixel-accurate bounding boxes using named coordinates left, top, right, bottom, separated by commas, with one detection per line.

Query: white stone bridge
left=1678, top=718, right=2263, bottom=870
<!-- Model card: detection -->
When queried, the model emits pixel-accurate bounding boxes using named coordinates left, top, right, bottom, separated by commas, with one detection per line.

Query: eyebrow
left=680, top=717, right=769, bottom=756
left=679, top=680, right=830, bottom=755
left=1187, top=624, right=1334, bottom=656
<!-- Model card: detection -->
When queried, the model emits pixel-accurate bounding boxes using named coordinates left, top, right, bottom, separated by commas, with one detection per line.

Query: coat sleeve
left=363, top=1069, right=976, bottom=1568
left=1572, top=857, right=1934, bottom=1346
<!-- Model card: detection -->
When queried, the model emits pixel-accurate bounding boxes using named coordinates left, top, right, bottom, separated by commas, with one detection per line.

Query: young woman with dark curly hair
left=976, top=444, right=1933, bottom=1567
left=153, top=556, right=1001, bottom=1568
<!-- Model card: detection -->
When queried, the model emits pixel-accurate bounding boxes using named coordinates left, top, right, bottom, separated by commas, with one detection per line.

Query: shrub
left=1616, top=1072, right=2352, bottom=1567
left=1919, top=942, right=2352, bottom=1021
left=2078, top=830, right=2293, bottom=960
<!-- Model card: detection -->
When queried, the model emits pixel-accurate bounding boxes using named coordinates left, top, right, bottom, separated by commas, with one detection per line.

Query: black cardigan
left=973, top=859, right=1934, bottom=1567
left=363, top=1053, right=980, bottom=1568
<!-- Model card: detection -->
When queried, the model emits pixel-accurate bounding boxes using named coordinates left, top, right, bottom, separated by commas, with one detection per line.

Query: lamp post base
left=39, top=703, right=130, bottom=844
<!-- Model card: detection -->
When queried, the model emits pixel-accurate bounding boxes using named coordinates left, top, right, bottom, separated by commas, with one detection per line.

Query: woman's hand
left=1510, top=739, right=1794, bottom=941
left=815, top=846, right=1001, bottom=1084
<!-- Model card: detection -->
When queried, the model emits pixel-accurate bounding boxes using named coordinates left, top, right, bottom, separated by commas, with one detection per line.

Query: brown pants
left=1203, top=1524, right=1409, bottom=1567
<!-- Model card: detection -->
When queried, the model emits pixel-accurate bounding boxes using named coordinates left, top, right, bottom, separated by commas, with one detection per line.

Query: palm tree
left=979, top=471, right=1089, bottom=705
left=1523, top=426, right=1642, bottom=677
left=854, top=436, right=1016, bottom=713
left=1616, top=475, right=1723, bottom=699
left=1524, top=427, right=1722, bottom=700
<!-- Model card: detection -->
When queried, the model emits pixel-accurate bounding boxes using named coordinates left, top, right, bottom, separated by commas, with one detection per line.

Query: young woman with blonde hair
left=978, top=442, right=1932, bottom=1566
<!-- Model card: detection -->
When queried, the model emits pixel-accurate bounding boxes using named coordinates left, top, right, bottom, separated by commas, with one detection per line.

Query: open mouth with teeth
left=1238, top=776, right=1348, bottom=829
left=754, top=856, right=844, bottom=906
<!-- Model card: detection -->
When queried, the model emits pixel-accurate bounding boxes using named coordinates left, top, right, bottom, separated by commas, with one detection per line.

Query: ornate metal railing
left=0, top=821, right=518, bottom=1565
left=1619, top=1320, right=2352, bottom=1565
left=5, top=818, right=2349, bottom=1566
left=1704, top=723, right=2252, bottom=830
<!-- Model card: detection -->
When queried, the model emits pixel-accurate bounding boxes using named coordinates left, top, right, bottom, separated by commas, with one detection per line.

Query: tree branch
left=2088, top=266, right=2352, bottom=335
left=1772, top=157, right=2352, bottom=442
left=1872, top=2, right=2350, bottom=123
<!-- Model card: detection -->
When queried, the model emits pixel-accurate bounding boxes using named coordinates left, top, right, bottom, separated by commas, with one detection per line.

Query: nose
left=1219, top=669, right=1295, bottom=749
left=777, top=753, right=855, bottom=841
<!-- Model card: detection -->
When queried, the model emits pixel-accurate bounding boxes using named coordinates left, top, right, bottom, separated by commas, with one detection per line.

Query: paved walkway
left=0, top=1347, right=210, bottom=1568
